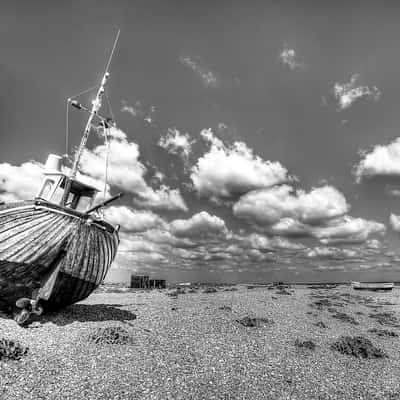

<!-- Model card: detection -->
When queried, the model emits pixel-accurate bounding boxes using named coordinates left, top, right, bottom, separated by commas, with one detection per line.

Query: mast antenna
left=61, top=29, right=120, bottom=206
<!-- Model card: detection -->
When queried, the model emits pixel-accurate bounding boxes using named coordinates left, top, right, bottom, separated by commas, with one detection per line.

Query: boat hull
left=351, top=281, right=394, bottom=291
left=0, top=200, right=119, bottom=311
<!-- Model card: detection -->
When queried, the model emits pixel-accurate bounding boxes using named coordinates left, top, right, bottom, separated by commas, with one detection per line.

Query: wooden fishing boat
left=351, top=281, right=394, bottom=291
left=0, top=32, right=123, bottom=324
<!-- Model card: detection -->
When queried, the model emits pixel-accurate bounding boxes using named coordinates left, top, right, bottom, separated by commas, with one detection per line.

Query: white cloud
left=354, top=138, right=400, bottom=182
left=191, top=129, right=290, bottom=201
left=158, top=128, right=196, bottom=163
left=170, top=211, right=228, bottom=239
left=390, top=214, right=400, bottom=232
left=233, top=184, right=384, bottom=244
left=233, top=184, right=349, bottom=225
left=179, top=55, right=219, bottom=87
left=278, top=45, right=301, bottom=70
left=315, top=216, right=385, bottom=244
left=0, top=161, right=43, bottom=202
left=80, top=135, right=187, bottom=212
left=333, top=74, right=380, bottom=110
left=306, top=246, right=358, bottom=259
left=104, top=206, right=166, bottom=232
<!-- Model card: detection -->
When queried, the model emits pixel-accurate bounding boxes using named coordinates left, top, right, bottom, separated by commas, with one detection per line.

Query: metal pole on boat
left=61, top=30, right=120, bottom=206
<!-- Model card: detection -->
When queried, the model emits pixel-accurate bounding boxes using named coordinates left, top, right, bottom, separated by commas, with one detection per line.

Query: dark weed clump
left=236, top=316, right=274, bottom=327
left=369, top=312, right=400, bottom=327
left=203, top=287, right=218, bottom=294
left=294, top=339, right=316, bottom=351
left=89, top=326, right=134, bottom=345
left=331, top=336, right=387, bottom=359
left=314, top=321, right=328, bottom=329
left=0, top=338, right=28, bottom=361
left=368, top=328, right=399, bottom=338
left=331, top=312, right=359, bottom=325
left=219, top=305, right=232, bottom=312
left=309, top=299, right=334, bottom=309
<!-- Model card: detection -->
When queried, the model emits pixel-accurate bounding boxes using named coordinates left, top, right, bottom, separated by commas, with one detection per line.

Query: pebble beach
left=0, top=284, right=400, bottom=400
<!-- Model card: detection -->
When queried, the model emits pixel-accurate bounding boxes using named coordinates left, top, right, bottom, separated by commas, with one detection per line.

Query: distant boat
left=0, top=32, right=123, bottom=324
left=351, top=281, right=394, bottom=291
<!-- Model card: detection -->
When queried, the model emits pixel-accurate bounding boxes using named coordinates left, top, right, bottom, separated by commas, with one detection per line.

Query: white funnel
left=44, top=154, right=62, bottom=173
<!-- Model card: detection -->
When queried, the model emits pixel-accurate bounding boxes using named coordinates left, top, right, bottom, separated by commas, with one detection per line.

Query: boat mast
left=61, top=30, right=120, bottom=206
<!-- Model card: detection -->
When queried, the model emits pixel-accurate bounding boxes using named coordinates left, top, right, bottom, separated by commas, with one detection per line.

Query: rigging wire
left=65, top=84, right=99, bottom=158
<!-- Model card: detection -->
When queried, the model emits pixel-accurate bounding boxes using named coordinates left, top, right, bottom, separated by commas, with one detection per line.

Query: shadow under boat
left=0, top=303, right=137, bottom=326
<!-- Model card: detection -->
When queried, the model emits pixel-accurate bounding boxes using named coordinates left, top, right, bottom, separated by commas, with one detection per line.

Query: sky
left=2, top=0, right=400, bottom=283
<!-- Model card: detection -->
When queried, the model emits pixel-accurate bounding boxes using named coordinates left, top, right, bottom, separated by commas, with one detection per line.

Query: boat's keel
left=14, top=250, right=64, bottom=326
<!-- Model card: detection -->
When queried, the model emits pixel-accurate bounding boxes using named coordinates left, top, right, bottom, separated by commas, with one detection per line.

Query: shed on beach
left=130, top=275, right=150, bottom=288
left=149, top=279, right=166, bottom=289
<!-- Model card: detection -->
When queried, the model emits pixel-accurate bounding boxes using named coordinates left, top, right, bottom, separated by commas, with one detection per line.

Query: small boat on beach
left=350, top=281, right=394, bottom=291
left=0, top=32, right=123, bottom=324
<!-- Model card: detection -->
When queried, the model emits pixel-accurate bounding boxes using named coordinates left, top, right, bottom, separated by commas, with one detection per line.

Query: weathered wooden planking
left=0, top=201, right=119, bottom=309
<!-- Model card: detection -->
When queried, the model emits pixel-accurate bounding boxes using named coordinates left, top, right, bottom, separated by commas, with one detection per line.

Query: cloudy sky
left=2, top=0, right=400, bottom=283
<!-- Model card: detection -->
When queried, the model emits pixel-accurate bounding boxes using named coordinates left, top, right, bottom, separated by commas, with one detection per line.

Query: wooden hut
left=130, top=275, right=150, bottom=289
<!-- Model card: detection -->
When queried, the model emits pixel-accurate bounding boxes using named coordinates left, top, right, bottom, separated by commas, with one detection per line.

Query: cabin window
left=38, top=179, right=54, bottom=200
left=75, top=195, right=93, bottom=212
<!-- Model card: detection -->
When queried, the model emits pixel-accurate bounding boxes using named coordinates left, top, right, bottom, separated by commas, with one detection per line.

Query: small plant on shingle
left=294, top=339, right=316, bottom=351
left=0, top=338, right=28, bottom=361
left=89, top=326, right=134, bottom=345
left=368, top=328, right=399, bottom=338
left=203, top=287, right=218, bottom=294
left=236, top=316, right=274, bottom=327
left=331, top=336, right=387, bottom=359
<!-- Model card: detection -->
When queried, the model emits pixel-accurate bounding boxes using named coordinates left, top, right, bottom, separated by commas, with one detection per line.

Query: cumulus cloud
left=333, top=74, right=380, bottom=110
left=158, top=128, right=196, bottom=163
left=104, top=206, right=166, bottom=232
left=0, top=161, right=43, bottom=202
left=233, top=184, right=349, bottom=225
left=179, top=55, right=219, bottom=88
left=80, top=135, right=187, bottom=212
left=306, top=246, right=358, bottom=260
left=170, top=211, right=228, bottom=239
left=354, top=138, right=400, bottom=182
left=233, top=184, right=384, bottom=244
left=278, top=44, right=302, bottom=70
left=390, top=214, right=400, bottom=232
left=191, top=129, right=290, bottom=201
left=315, top=216, right=385, bottom=244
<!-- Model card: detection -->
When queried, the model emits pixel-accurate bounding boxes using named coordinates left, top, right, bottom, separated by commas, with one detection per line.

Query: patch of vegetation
left=203, top=287, right=218, bottom=294
left=314, top=321, right=328, bottom=329
left=89, top=326, right=134, bottom=345
left=331, top=336, right=387, bottom=359
left=369, top=312, right=400, bottom=327
left=219, top=305, right=232, bottom=312
left=0, top=338, right=28, bottom=361
left=294, top=339, right=316, bottom=351
left=330, top=312, right=359, bottom=325
left=368, top=328, right=399, bottom=338
left=236, top=316, right=274, bottom=327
